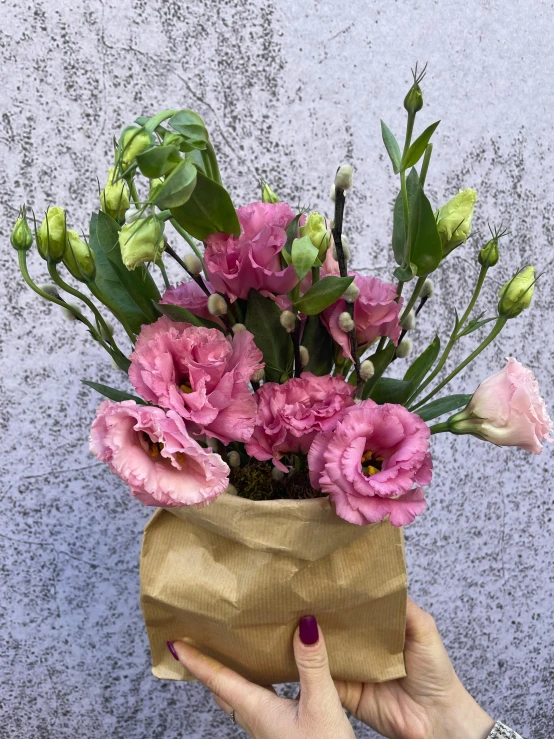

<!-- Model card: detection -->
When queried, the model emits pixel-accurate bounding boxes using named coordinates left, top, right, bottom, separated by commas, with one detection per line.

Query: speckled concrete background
left=1, top=1, right=553, bottom=737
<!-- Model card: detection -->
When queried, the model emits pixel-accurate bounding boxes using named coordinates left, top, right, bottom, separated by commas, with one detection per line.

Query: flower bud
left=299, top=345, right=310, bottom=367
left=183, top=253, right=203, bottom=275
left=252, top=368, right=265, bottom=383
left=279, top=310, right=297, bottom=332
left=37, top=206, right=67, bottom=263
left=330, top=184, right=336, bottom=203
left=37, top=283, right=61, bottom=299
left=63, top=230, right=96, bottom=282
left=125, top=206, right=143, bottom=225
left=436, top=189, right=477, bottom=256
left=498, top=266, right=535, bottom=318
left=360, top=359, right=375, bottom=380
left=61, top=302, right=82, bottom=322
left=338, top=311, right=355, bottom=333
left=118, top=126, right=154, bottom=173
left=207, top=293, right=228, bottom=316
left=478, top=238, right=499, bottom=268
left=420, top=278, right=434, bottom=299
left=101, top=320, right=114, bottom=341
left=10, top=207, right=33, bottom=251
left=100, top=167, right=130, bottom=222
left=119, top=215, right=164, bottom=270
left=332, top=241, right=351, bottom=262
left=396, top=337, right=413, bottom=358
left=401, top=308, right=416, bottom=331
left=334, top=164, right=353, bottom=191
left=299, top=211, right=331, bottom=259
left=232, top=323, right=247, bottom=333
left=343, top=282, right=360, bottom=304
left=206, top=437, right=219, bottom=450
left=271, top=466, right=285, bottom=482
left=404, top=81, right=423, bottom=115
left=225, top=484, right=238, bottom=496
left=227, top=451, right=241, bottom=468
left=261, top=181, right=279, bottom=203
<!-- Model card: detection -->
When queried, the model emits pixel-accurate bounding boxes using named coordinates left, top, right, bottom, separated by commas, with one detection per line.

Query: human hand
left=334, top=599, right=495, bottom=739
left=169, top=615, right=356, bottom=738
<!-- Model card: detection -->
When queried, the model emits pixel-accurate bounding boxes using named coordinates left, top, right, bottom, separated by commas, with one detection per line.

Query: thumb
left=293, top=616, right=338, bottom=706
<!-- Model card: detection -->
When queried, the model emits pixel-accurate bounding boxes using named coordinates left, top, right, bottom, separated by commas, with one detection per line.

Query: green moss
left=230, top=459, right=326, bottom=501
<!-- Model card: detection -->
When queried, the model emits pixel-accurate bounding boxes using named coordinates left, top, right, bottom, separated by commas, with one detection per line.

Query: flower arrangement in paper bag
left=11, top=67, right=552, bottom=528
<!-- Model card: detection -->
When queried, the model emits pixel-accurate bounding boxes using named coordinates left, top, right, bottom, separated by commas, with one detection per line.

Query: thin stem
left=128, top=179, right=141, bottom=208
left=158, top=259, right=170, bottom=289
left=311, top=266, right=320, bottom=284
left=400, top=169, right=409, bottom=240
left=164, top=242, right=212, bottom=297
left=399, top=274, right=426, bottom=323
left=170, top=219, right=209, bottom=279
left=429, top=421, right=450, bottom=435
left=292, top=323, right=302, bottom=378
left=419, top=143, right=433, bottom=188
left=411, top=316, right=507, bottom=411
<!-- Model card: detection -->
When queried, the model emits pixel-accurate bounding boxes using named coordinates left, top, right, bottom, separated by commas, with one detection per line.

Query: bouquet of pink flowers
left=10, top=67, right=552, bottom=684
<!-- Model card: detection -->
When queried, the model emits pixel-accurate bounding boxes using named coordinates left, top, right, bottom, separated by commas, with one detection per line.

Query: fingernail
left=167, top=641, right=179, bottom=661
left=299, top=615, right=319, bottom=646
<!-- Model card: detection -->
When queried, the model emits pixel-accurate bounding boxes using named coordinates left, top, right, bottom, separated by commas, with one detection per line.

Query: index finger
left=171, top=641, right=274, bottom=715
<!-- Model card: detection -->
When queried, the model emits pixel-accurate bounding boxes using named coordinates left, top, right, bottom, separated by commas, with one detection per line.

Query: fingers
left=406, top=598, right=440, bottom=644
left=293, top=616, right=340, bottom=707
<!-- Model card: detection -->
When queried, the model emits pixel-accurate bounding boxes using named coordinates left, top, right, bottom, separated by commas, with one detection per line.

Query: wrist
left=432, top=683, right=495, bottom=739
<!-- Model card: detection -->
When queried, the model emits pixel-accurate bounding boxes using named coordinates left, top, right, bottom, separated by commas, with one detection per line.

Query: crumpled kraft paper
left=140, top=493, right=407, bottom=685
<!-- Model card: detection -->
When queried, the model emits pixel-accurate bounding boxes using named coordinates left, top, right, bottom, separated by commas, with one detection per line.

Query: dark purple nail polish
left=299, top=616, right=319, bottom=646
left=167, top=640, right=179, bottom=661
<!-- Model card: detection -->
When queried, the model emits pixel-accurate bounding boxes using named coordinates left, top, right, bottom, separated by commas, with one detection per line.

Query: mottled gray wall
left=1, top=1, right=553, bottom=737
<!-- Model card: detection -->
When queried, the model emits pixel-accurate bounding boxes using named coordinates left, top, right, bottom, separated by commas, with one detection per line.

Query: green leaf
left=414, top=394, right=472, bottom=422
left=168, top=110, right=209, bottom=148
left=370, top=377, right=413, bottom=405
left=393, top=264, right=417, bottom=282
left=401, top=121, right=440, bottom=170
left=392, top=168, right=419, bottom=265
left=408, top=186, right=442, bottom=275
left=300, top=315, right=334, bottom=376
left=156, top=301, right=224, bottom=330
left=291, top=235, right=318, bottom=281
left=283, top=213, right=303, bottom=255
left=294, top=275, right=354, bottom=315
left=245, top=290, right=294, bottom=383
left=380, top=121, right=402, bottom=174
left=82, top=380, right=148, bottom=405
left=362, top=343, right=396, bottom=399
left=457, top=315, right=495, bottom=338
left=136, top=144, right=182, bottom=178
left=404, top=335, right=440, bottom=387
left=154, top=159, right=198, bottom=209
left=170, top=168, right=240, bottom=240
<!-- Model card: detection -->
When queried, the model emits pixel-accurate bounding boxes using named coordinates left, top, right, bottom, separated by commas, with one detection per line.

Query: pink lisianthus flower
left=129, top=316, right=263, bottom=444
left=204, top=201, right=298, bottom=300
left=308, top=400, right=432, bottom=526
left=89, top=400, right=229, bottom=507
left=246, top=373, right=355, bottom=471
left=322, top=274, right=403, bottom=360
left=160, top=280, right=223, bottom=326
left=448, top=357, right=553, bottom=454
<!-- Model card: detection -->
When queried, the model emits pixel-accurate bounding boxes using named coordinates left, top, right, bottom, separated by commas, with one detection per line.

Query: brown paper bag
left=140, top=493, right=407, bottom=685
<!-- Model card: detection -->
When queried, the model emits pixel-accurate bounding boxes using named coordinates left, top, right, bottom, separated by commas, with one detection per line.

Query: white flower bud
left=271, top=467, right=285, bottom=482
left=100, top=320, right=114, bottom=341
left=420, top=278, right=435, bottom=299
left=232, top=323, right=247, bottom=333
left=61, top=303, right=82, bottom=322
left=206, top=437, right=219, bottom=451
left=401, top=309, right=416, bottom=331
left=396, top=337, right=413, bottom=358
left=37, top=283, right=62, bottom=299
left=207, top=293, right=228, bottom=316
left=124, top=206, right=142, bottom=225
left=279, top=310, right=297, bottom=332
left=360, top=359, right=375, bottom=380
left=329, top=219, right=335, bottom=229
left=299, top=345, right=310, bottom=367
left=332, top=242, right=351, bottom=262
left=251, top=368, right=265, bottom=383
left=110, top=356, right=126, bottom=372
left=330, top=184, right=336, bottom=202
left=183, top=253, right=203, bottom=275
left=343, top=282, right=360, bottom=303
left=338, top=311, right=355, bottom=333
left=334, top=164, right=353, bottom=190
left=227, top=451, right=241, bottom=468
left=225, top=484, right=238, bottom=496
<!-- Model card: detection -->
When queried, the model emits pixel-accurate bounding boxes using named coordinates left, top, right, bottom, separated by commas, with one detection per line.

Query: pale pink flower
left=160, top=280, right=223, bottom=326
left=204, top=201, right=298, bottom=299
left=450, top=357, right=553, bottom=454
left=246, top=373, right=355, bottom=471
left=129, top=316, right=263, bottom=443
left=322, top=274, right=403, bottom=360
left=89, top=400, right=229, bottom=507
left=308, top=400, right=431, bottom=526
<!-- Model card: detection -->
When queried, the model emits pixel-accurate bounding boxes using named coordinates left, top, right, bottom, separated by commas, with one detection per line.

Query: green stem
left=419, top=144, right=433, bottom=188
left=170, top=219, right=208, bottom=279
left=128, top=179, right=141, bottom=208
left=399, top=274, right=426, bottom=323
left=410, top=316, right=507, bottom=411
left=429, top=421, right=450, bottom=434
left=400, top=169, right=409, bottom=241
left=311, top=266, right=320, bottom=284
left=158, top=259, right=170, bottom=289
left=142, top=109, right=178, bottom=135
left=87, top=281, right=137, bottom=344
left=408, top=265, right=489, bottom=405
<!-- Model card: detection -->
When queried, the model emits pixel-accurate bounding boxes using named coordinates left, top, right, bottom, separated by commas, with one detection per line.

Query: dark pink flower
left=129, top=317, right=263, bottom=443
left=204, top=201, right=298, bottom=299
left=246, top=372, right=355, bottom=471
left=89, top=400, right=229, bottom=507
left=308, top=400, right=431, bottom=526
left=160, top=280, right=223, bottom=326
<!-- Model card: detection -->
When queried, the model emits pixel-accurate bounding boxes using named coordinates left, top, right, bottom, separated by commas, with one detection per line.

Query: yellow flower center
left=179, top=382, right=193, bottom=394
left=361, top=450, right=383, bottom=477
left=141, top=432, right=164, bottom=458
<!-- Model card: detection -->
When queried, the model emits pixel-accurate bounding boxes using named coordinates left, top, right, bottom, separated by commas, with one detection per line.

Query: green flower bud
left=299, top=211, right=331, bottom=259
left=436, top=188, right=477, bottom=256
left=10, top=207, right=33, bottom=251
left=118, top=126, right=154, bottom=173
left=63, top=230, right=96, bottom=282
left=100, top=167, right=130, bottom=222
left=478, top=237, right=499, bottom=267
left=119, top=215, right=164, bottom=270
left=498, top=266, right=535, bottom=318
left=404, top=63, right=426, bottom=115
left=37, top=206, right=67, bottom=263
left=261, top=181, right=279, bottom=204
